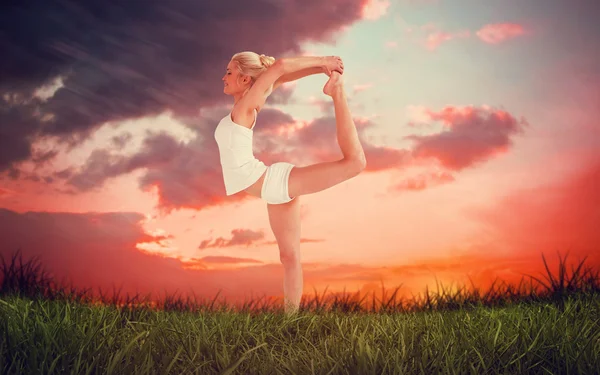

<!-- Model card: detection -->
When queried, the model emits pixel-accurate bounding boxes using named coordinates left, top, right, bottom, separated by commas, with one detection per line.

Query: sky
left=1, top=0, right=599, bottom=306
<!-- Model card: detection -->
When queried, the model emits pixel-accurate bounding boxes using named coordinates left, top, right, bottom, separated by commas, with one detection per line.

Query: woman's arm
left=237, top=56, right=342, bottom=116
left=273, top=66, right=325, bottom=90
left=280, top=56, right=327, bottom=75
left=272, top=55, right=343, bottom=90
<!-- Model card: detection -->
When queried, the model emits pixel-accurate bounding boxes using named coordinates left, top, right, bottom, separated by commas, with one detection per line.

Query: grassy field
left=1, top=250, right=599, bottom=374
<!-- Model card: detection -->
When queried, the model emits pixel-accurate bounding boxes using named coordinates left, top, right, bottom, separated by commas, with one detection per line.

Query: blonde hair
left=231, top=51, right=276, bottom=86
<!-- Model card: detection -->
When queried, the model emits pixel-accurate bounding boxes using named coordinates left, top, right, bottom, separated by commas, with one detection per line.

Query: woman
left=215, top=51, right=366, bottom=314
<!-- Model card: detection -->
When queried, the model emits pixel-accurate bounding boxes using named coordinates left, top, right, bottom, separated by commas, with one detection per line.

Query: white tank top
left=214, top=109, right=267, bottom=196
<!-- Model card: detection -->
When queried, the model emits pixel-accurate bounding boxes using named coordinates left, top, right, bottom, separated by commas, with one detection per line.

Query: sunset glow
left=1, top=0, right=599, bottom=307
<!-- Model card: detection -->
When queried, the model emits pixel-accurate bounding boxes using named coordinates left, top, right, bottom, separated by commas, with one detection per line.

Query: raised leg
left=287, top=71, right=366, bottom=198
left=267, top=196, right=303, bottom=314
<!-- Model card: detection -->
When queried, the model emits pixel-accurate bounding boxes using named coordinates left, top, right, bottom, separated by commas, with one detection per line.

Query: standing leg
left=267, top=196, right=303, bottom=314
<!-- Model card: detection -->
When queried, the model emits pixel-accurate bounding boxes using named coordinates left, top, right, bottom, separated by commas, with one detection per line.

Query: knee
left=356, top=153, right=367, bottom=172
left=346, top=153, right=366, bottom=177
left=280, top=248, right=300, bottom=266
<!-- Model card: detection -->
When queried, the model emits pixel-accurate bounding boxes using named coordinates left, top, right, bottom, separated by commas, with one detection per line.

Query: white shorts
left=261, top=162, right=296, bottom=204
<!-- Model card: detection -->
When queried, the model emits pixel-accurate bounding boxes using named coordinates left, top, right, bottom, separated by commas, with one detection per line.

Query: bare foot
left=323, top=71, right=344, bottom=97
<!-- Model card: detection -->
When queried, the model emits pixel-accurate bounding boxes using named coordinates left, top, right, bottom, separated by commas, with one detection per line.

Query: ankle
left=331, top=88, right=346, bottom=100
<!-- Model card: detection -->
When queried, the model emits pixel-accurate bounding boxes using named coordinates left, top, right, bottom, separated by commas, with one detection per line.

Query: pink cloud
left=353, top=83, right=374, bottom=94
left=361, top=0, right=391, bottom=21
left=255, top=105, right=526, bottom=183
left=398, top=21, right=526, bottom=51
left=361, top=145, right=412, bottom=172
left=199, top=256, right=263, bottom=265
left=476, top=23, right=526, bottom=44
left=405, top=106, right=528, bottom=170
left=0, top=187, right=15, bottom=197
left=55, top=102, right=526, bottom=214
left=254, top=112, right=411, bottom=172
left=426, top=30, right=470, bottom=51
left=391, top=171, right=455, bottom=192
left=307, top=96, right=336, bottom=115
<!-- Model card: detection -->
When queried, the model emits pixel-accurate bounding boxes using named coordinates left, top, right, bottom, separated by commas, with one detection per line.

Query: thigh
left=267, top=197, right=301, bottom=250
left=287, top=159, right=358, bottom=198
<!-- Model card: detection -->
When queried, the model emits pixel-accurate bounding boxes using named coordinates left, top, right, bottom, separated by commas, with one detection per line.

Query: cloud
left=425, top=30, right=470, bottom=51
left=199, top=228, right=266, bottom=250
left=352, top=83, right=374, bottom=95
left=53, top=107, right=332, bottom=213
left=66, top=131, right=185, bottom=192
left=56, top=103, right=525, bottom=213
left=0, top=206, right=467, bottom=306
left=255, top=112, right=411, bottom=172
left=0, top=207, right=325, bottom=304
left=391, top=171, right=455, bottom=192
left=2, top=206, right=596, bottom=307
left=307, top=96, right=336, bottom=115
left=267, top=83, right=296, bottom=106
left=397, top=20, right=526, bottom=51
left=199, top=256, right=263, bottom=265
left=263, top=238, right=326, bottom=246
left=476, top=23, right=526, bottom=44
left=361, top=0, right=391, bottom=21
left=54, top=106, right=303, bottom=213
left=0, top=187, right=15, bottom=198
left=385, top=41, right=398, bottom=49
left=0, top=0, right=368, bottom=174
left=423, top=23, right=525, bottom=50
left=396, top=22, right=470, bottom=51
left=111, top=132, right=133, bottom=150
left=405, top=106, right=528, bottom=171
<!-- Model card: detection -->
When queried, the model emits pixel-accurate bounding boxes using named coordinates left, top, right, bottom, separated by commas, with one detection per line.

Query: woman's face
left=222, top=60, right=249, bottom=96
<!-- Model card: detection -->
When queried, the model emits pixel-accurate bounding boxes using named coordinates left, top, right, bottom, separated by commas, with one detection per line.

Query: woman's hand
left=322, top=56, right=344, bottom=76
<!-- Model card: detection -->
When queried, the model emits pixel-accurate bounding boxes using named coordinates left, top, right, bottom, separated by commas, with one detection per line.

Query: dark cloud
left=66, top=131, right=184, bottom=192
left=111, top=132, right=133, bottom=149
left=0, top=0, right=367, bottom=174
left=51, top=107, right=249, bottom=213
left=266, top=84, right=296, bottom=106
left=252, top=107, right=296, bottom=133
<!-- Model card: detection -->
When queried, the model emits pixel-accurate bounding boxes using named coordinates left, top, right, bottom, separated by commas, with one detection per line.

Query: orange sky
left=1, top=0, right=599, bottom=307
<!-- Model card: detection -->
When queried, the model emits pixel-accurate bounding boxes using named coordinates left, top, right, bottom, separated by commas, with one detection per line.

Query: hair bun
left=259, top=53, right=275, bottom=68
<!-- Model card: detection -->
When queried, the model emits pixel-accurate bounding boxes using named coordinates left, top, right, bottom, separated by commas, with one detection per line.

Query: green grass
left=1, top=249, right=599, bottom=374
